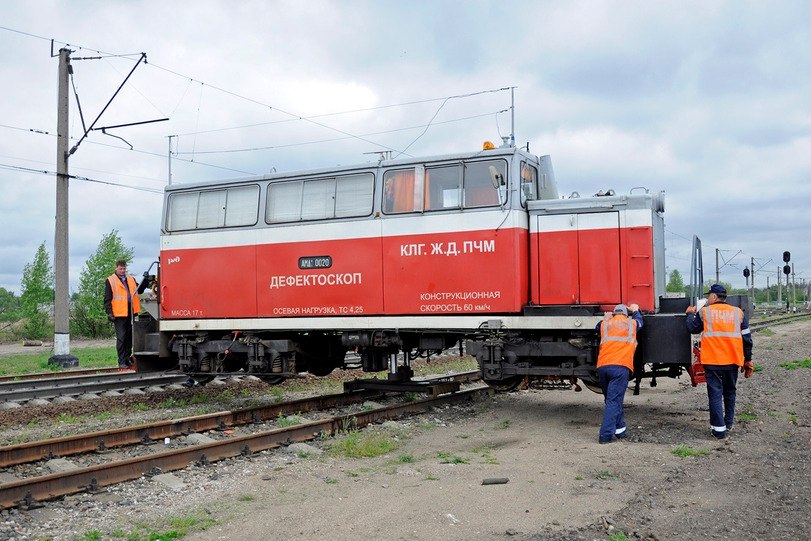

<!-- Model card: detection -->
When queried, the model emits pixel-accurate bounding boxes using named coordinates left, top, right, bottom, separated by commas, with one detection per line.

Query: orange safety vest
left=699, top=303, right=744, bottom=366
left=107, top=273, right=141, bottom=317
left=597, top=314, right=637, bottom=372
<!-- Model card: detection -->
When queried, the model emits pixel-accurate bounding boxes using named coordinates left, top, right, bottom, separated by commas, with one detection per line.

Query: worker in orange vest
left=103, top=259, right=141, bottom=369
left=686, top=284, right=753, bottom=439
left=595, top=303, right=643, bottom=444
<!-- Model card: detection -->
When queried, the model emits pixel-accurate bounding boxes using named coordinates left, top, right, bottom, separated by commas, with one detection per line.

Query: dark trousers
left=704, top=365, right=738, bottom=432
left=114, top=317, right=133, bottom=367
left=597, top=365, right=630, bottom=442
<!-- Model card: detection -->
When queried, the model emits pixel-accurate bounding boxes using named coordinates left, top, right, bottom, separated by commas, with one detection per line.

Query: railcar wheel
left=483, top=376, right=522, bottom=392
left=581, top=377, right=602, bottom=394
left=192, top=375, right=215, bottom=385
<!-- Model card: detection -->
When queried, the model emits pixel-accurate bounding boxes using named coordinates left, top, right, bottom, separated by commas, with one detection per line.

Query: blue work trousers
left=597, top=365, right=630, bottom=442
left=704, top=365, right=738, bottom=433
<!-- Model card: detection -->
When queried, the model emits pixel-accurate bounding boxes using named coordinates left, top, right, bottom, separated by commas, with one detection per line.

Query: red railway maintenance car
left=134, top=143, right=693, bottom=391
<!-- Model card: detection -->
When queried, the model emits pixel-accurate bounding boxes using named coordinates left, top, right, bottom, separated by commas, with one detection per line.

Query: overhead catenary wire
left=173, top=87, right=513, bottom=137
left=175, top=109, right=509, bottom=155
left=0, top=162, right=163, bottom=194
left=0, top=122, right=256, bottom=175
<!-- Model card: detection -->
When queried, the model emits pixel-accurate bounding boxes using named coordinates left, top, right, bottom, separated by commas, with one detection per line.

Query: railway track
left=749, top=311, right=810, bottom=332
left=0, top=370, right=484, bottom=509
left=0, top=366, right=125, bottom=384
left=0, top=371, right=190, bottom=405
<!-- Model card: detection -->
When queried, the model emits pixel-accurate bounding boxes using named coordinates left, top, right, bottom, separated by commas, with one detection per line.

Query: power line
left=175, top=109, right=508, bottom=155
left=0, top=162, right=163, bottom=194
left=0, top=153, right=166, bottom=184
left=0, top=122, right=256, bottom=175
left=174, top=87, right=513, bottom=137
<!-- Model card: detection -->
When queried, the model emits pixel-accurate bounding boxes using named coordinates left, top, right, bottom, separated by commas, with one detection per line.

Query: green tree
left=0, top=287, right=21, bottom=322
left=71, top=230, right=134, bottom=338
left=666, top=269, right=685, bottom=293
left=19, top=242, right=54, bottom=339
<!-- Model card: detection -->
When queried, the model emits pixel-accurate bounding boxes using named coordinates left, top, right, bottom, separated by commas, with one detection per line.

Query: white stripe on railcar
left=159, top=314, right=603, bottom=332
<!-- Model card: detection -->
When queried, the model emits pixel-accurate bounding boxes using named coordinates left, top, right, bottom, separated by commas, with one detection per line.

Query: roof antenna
left=363, top=150, right=392, bottom=163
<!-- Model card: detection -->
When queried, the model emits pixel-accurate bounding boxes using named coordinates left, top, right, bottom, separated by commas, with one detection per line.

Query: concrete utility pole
left=50, top=48, right=79, bottom=367
left=777, top=267, right=782, bottom=304
left=716, top=249, right=720, bottom=284
left=791, top=263, right=796, bottom=311
left=750, top=256, right=755, bottom=308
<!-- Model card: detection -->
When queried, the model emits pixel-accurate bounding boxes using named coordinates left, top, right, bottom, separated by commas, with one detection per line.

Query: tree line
left=0, top=231, right=133, bottom=340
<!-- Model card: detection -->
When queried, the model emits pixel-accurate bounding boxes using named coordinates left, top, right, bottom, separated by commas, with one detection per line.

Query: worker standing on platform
left=104, top=259, right=141, bottom=369
left=686, top=284, right=753, bottom=439
left=595, top=303, right=643, bottom=444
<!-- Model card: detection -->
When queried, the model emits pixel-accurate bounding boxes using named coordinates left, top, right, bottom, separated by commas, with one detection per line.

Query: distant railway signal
left=783, top=251, right=791, bottom=263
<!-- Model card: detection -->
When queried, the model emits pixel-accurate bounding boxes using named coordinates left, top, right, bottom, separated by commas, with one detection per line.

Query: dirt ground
left=2, top=321, right=809, bottom=540
left=186, top=320, right=811, bottom=541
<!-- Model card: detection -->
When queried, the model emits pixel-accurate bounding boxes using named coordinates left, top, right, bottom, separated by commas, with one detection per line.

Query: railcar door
left=535, top=211, right=621, bottom=305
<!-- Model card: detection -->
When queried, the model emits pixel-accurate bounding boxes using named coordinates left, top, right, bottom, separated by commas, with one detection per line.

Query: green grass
left=329, top=431, right=399, bottom=458
left=100, top=511, right=219, bottom=541
left=437, top=451, right=469, bottom=464
left=594, top=470, right=617, bottom=480
left=496, top=419, right=511, bottom=429
left=0, top=346, right=117, bottom=375
left=609, top=532, right=631, bottom=541
left=779, top=359, right=811, bottom=370
left=397, top=454, right=415, bottom=463
left=412, top=356, right=478, bottom=376
left=237, top=494, right=254, bottom=502
left=324, top=477, right=338, bottom=484
left=671, top=444, right=709, bottom=458
left=277, top=413, right=305, bottom=428
left=758, top=328, right=775, bottom=336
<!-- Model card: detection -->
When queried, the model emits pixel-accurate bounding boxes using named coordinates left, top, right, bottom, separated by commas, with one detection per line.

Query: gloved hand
left=107, top=314, right=115, bottom=322
left=742, top=361, right=754, bottom=378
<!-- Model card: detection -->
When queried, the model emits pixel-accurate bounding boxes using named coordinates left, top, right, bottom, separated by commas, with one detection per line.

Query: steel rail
left=0, top=372, right=191, bottom=403
left=0, top=370, right=480, bottom=467
left=750, top=312, right=810, bottom=332
left=0, top=367, right=126, bottom=384
left=0, top=385, right=491, bottom=509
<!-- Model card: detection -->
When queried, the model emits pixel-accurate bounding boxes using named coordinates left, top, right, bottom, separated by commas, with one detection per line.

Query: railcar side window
left=167, top=192, right=199, bottom=231
left=383, top=162, right=505, bottom=213
left=267, top=173, right=373, bottom=223
left=464, top=160, right=504, bottom=207
left=520, top=161, right=538, bottom=207
left=425, top=165, right=461, bottom=210
left=166, top=185, right=259, bottom=231
left=383, top=167, right=424, bottom=214
left=336, top=174, right=374, bottom=217
left=225, top=185, right=261, bottom=226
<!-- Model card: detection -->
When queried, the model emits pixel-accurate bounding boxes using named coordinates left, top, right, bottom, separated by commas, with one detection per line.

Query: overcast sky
left=1, top=0, right=809, bottom=298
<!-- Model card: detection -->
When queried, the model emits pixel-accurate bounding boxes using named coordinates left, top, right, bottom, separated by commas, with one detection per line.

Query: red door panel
left=161, top=245, right=257, bottom=319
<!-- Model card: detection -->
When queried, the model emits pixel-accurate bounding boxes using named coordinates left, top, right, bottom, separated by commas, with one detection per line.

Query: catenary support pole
left=50, top=48, right=79, bottom=367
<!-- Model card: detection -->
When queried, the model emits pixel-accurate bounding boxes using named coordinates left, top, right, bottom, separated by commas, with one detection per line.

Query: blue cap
left=613, top=304, right=628, bottom=316
left=705, top=284, right=727, bottom=296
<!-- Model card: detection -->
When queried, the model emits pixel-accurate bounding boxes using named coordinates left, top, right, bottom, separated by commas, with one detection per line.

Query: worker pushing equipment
left=595, top=303, right=643, bottom=444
